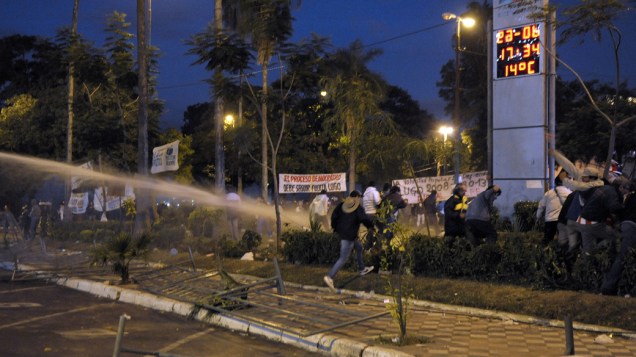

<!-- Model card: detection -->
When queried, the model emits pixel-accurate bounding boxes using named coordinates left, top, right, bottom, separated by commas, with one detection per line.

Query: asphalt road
left=0, top=274, right=316, bottom=357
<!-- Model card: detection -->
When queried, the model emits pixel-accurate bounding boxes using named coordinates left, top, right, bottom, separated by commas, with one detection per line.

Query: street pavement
left=3, top=241, right=636, bottom=356
left=0, top=272, right=316, bottom=357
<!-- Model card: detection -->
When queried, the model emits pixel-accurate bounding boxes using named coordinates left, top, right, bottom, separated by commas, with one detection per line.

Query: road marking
left=0, top=285, right=55, bottom=294
left=0, top=302, right=42, bottom=308
left=158, top=328, right=215, bottom=353
left=0, top=305, right=102, bottom=330
left=57, top=328, right=118, bottom=339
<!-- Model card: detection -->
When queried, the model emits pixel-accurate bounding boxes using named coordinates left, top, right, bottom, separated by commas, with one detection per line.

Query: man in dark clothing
left=601, top=178, right=636, bottom=295
left=576, top=182, right=623, bottom=255
left=377, top=185, right=407, bottom=239
left=444, top=183, right=468, bottom=245
left=323, top=191, right=374, bottom=291
left=465, top=185, right=501, bottom=245
left=423, top=190, right=439, bottom=237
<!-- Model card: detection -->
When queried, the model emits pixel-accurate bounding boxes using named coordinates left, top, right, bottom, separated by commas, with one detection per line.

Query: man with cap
left=324, top=190, right=375, bottom=291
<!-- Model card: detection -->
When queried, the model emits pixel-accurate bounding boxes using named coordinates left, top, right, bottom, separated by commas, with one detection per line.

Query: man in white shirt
left=309, top=190, right=330, bottom=230
left=362, top=181, right=381, bottom=249
left=225, top=187, right=241, bottom=241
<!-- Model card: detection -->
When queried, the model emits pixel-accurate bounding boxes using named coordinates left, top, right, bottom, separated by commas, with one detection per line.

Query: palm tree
left=224, top=0, right=299, bottom=200
left=321, top=40, right=387, bottom=191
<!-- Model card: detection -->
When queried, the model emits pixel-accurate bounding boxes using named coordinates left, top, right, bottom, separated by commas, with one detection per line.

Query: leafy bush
left=619, top=248, right=636, bottom=295
left=151, top=224, right=187, bottom=249
left=79, top=229, right=95, bottom=241
left=281, top=229, right=340, bottom=265
left=240, top=230, right=262, bottom=252
left=187, top=207, right=223, bottom=237
left=217, top=235, right=244, bottom=258
left=513, top=201, right=539, bottom=232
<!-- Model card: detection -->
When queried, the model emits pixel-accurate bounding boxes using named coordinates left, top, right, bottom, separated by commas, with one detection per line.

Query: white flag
left=151, top=140, right=179, bottom=174
left=68, top=162, right=93, bottom=214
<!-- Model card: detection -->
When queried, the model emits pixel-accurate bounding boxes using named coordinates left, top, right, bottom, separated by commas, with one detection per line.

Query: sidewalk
left=4, top=242, right=636, bottom=357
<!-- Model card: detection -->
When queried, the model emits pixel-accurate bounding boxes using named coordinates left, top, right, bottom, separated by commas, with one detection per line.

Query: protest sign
left=279, top=173, right=346, bottom=193
left=392, top=171, right=489, bottom=203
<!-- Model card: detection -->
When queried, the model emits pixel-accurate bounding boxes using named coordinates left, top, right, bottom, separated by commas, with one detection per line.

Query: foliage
left=240, top=230, right=262, bottom=251
left=156, top=129, right=195, bottom=184
left=281, top=229, right=339, bottom=265
left=376, top=216, right=414, bottom=343
left=321, top=40, right=390, bottom=189
left=89, top=231, right=152, bottom=283
left=187, top=207, right=223, bottom=237
left=436, top=1, right=491, bottom=172
left=216, top=235, right=244, bottom=258
left=151, top=224, right=187, bottom=249
left=512, top=201, right=540, bottom=232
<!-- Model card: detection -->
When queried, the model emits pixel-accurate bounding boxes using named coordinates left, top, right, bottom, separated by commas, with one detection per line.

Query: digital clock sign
left=495, top=24, right=541, bottom=78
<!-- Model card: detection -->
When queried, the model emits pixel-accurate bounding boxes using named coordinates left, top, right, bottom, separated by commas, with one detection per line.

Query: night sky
left=1, top=0, right=634, bottom=130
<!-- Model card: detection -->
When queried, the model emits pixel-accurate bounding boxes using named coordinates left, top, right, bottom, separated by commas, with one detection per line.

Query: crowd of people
left=545, top=150, right=636, bottom=295
left=317, top=150, right=635, bottom=295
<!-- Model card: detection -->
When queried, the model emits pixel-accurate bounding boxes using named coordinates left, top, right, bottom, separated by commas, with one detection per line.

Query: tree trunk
left=604, top=125, right=617, bottom=178
left=348, top=117, right=356, bottom=192
left=135, top=0, right=151, bottom=235
left=261, top=63, right=269, bottom=201
left=214, top=0, right=225, bottom=192
left=136, top=0, right=149, bottom=176
left=66, top=0, right=79, bottom=198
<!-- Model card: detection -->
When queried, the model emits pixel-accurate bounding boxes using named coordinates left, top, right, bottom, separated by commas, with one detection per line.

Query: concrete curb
left=3, top=263, right=414, bottom=357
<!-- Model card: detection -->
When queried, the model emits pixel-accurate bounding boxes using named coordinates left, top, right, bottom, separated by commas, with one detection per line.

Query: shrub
left=217, top=235, right=244, bottom=258
left=281, top=229, right=340, bottom=265
left=513, top=201, right=539, bottom=232
left=409, top=234, right=447, bottom=277
left=79, top=229, right=94, bottom=241
left=468, top=243, right=503, bottom=280
left=151, top=224, right=187, bottom=249
left=187, top=207, right=222, bottom=237
left=240, top=230, right=262, bottom=252
left=619, top=248, right=636, bottom=295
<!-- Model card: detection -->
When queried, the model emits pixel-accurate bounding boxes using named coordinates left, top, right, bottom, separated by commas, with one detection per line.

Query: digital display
left=495, top=24, right=541, bottom=78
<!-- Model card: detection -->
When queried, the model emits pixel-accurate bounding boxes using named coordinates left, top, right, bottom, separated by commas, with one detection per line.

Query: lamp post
left=442, top=12, right=475, bottom=184
left=437, top=126, right=454, bottom=176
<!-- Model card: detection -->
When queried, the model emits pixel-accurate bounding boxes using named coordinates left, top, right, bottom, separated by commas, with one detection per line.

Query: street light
left=442, top=12, right=475, bottom=184
left=438, top=125, right=454, bottom=143
left=224, top=114, right=235, bottom=129
left=437, top=126, right=454, bottom=176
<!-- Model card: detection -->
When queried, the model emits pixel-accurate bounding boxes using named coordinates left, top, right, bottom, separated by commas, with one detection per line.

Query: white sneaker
left=323, top=275, right=335, bottom=291
left=359, top=266, right=374, bottom=276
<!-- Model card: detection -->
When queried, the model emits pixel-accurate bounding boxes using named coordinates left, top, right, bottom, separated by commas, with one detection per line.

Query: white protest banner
left=392, top=171, right=489, bottom=203
left=93, top=184, right=135, bottom=212
left=461, top=171, right=490, bottom=198
left=68, top=162, right=93, bottom=214
left=151, top=140, right=179, bottom=174
left=279, top=173, right=346, bottom=193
